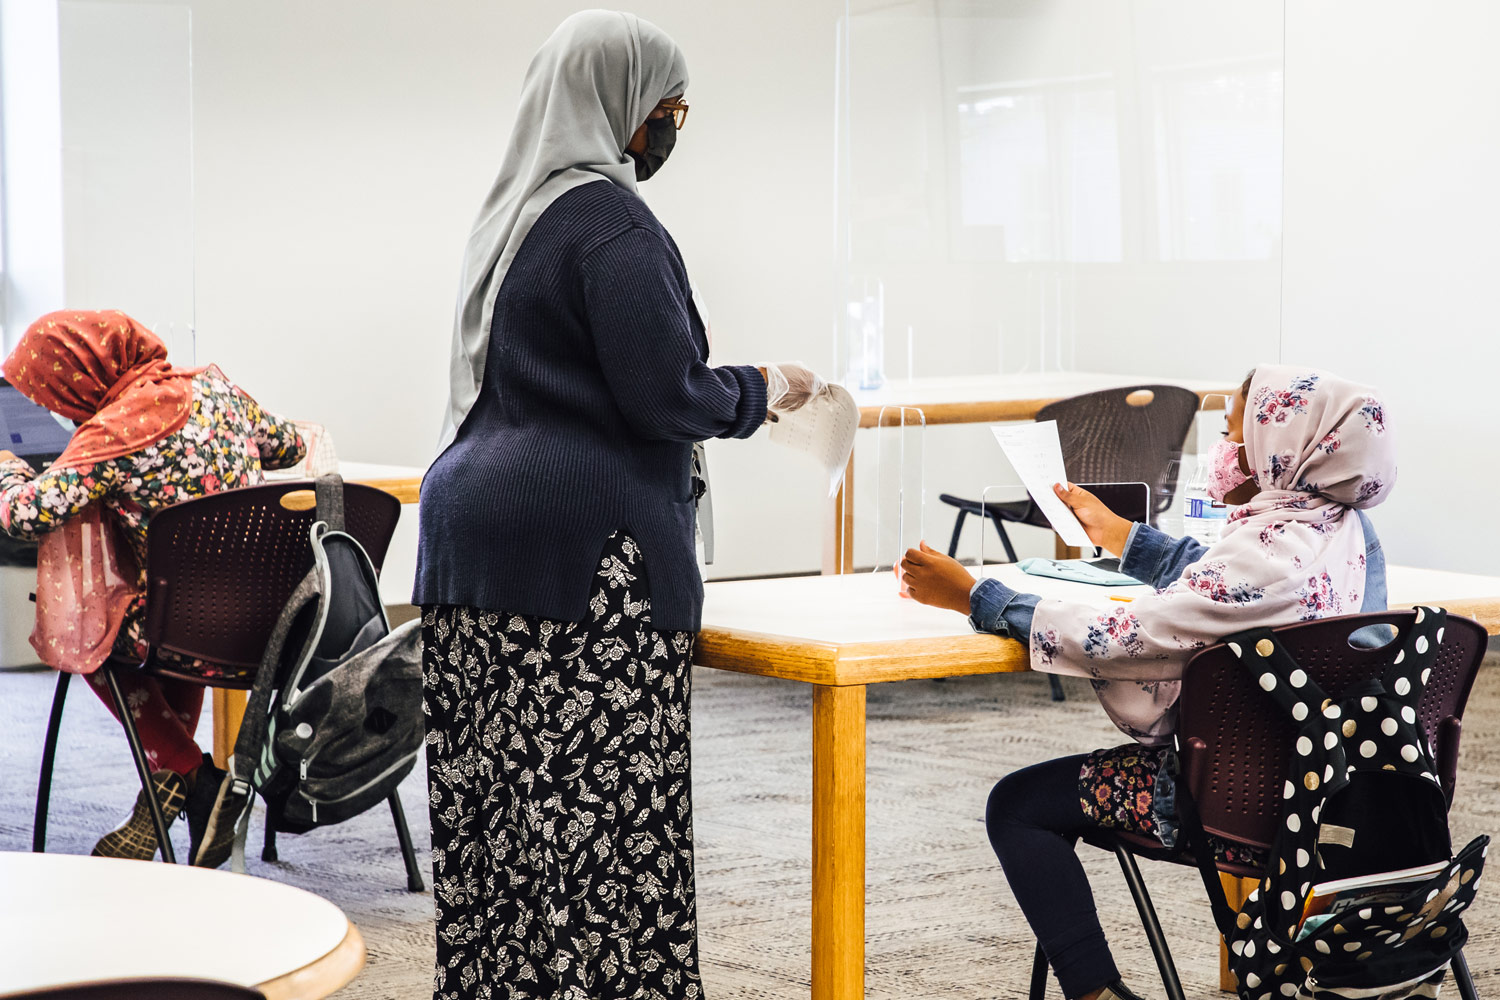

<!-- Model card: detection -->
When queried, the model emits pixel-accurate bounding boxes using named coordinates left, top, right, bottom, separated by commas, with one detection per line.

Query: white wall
left=1280, top=0, right=1500, bottom=575
left=2, top=0, right=66, bottom=340
left=58, top=1, right=196, bottom=356
left=41, top=1, right=1500, bottom=582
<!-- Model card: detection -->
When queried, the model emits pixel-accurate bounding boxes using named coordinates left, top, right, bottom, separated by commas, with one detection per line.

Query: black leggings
left=986, top=755, right=1120, bottom=999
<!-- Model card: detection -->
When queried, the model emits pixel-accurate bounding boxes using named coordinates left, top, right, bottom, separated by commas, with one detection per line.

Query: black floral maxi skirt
left=421, top=533, right=704, bottom=1000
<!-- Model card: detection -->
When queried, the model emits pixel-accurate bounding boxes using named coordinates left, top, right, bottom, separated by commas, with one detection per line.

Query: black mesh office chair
left=942, top=385, right=1200, bottom=701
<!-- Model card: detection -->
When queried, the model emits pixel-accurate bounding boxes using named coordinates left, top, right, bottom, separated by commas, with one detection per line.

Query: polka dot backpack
left=1174, top=607, right=1488, bottom=1000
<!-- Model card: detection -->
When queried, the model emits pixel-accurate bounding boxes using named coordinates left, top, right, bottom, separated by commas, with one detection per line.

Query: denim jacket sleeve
left=1356, top=509, right=1387, bottom=612
left=968, top=577, right=1042, bottom=640
left=1118, top=522, right=1207, bottom=589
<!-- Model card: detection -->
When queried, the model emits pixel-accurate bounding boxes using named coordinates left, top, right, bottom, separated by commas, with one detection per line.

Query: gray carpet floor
left=2, top=663, right=1496, bottom=999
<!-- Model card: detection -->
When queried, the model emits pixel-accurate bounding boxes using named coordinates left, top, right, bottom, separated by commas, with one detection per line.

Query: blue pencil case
left=1018, top=557, right=1140, bottom=587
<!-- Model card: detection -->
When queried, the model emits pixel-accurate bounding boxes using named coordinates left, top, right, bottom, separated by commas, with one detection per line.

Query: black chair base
left=34, top=663, right=426, bottom=892
left=1029, top=835, right=1483, bottom=1000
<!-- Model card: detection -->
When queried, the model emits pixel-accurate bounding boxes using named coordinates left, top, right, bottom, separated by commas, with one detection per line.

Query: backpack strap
left=1382, top=606, right=1446, bottom=710
left=228, top=569, right=322, bottom=795
left=1162, top=748, right=1244, bottom=938
left=1221, top=626, right=1337, bottom=727
left=314, top=474, right=346, bottom=532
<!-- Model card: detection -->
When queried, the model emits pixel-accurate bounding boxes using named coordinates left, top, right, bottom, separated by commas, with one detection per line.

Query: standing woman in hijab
left=415, top=11, right=821, bottom=999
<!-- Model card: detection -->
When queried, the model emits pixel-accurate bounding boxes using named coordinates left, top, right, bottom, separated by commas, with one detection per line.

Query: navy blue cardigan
left=414, top=180, right=767, bottom=631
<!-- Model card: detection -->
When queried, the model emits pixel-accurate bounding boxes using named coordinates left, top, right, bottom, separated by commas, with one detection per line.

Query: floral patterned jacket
left=0, top=368, right=306, bottom=658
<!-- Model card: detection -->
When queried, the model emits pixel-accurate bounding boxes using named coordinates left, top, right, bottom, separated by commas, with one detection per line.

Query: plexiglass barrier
left=871, top=405, right=926, bottom=575
left=59, top=1, right=195, bottom=361
left=834, top=0, right=1284, bottom=394
left=977, top=480, right=1151, bottom=575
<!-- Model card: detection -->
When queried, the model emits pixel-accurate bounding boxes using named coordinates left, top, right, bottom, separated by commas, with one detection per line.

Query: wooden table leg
left=1218, top=873, right=1255, bottom=992
left=823, top=452, right=857, bottom=575
left=812, top=683, right=866, bottom=1000
left=212, top=689, right=248, bottom=769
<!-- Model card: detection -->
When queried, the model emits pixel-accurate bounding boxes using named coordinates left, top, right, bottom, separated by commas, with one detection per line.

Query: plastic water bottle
left=1182, top=462, right=1229, bottom=545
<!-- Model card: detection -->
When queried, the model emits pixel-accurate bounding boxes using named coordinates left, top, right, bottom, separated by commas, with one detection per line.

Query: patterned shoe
left=91, top=770, right=187, bottom=860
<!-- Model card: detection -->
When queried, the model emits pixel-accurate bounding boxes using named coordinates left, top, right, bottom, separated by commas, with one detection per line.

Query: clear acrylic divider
left=1182, top=392, right=1234, bottom=544
left=977, top=482, right=1029, bottom=577
left=872, top=405, right=925, bottom=579
left=976, top=479, right=1154, bottom=579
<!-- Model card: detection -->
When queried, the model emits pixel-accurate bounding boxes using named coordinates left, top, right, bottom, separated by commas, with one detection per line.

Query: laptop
left=0, top=379, right=76, bottom=469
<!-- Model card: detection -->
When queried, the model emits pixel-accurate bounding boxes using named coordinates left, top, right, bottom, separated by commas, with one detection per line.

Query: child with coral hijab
left=2, top=310, right=306, bottom=865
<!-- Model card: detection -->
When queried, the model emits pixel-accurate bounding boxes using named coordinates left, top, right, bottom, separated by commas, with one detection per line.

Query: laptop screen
left=0, top=380, right=75, bottom=465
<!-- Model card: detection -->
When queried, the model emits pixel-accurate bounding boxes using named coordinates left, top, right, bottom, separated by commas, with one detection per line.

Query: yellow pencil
left=1109, top=596, right=1134, bottom=602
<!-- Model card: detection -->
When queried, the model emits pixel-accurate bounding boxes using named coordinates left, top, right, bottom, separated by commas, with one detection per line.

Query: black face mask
left=630, top=115, right=677, bottom=181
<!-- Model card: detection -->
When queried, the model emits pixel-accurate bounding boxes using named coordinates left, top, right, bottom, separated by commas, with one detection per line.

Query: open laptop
left=0, top=378, right=75, bottom=469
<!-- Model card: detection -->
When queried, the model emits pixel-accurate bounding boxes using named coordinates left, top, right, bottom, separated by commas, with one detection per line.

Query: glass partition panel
left=836, top=0, right=1283, bottom=390
left=58, top=1, right=195, bottom=361
left=870, top=405, right=926, bottom=575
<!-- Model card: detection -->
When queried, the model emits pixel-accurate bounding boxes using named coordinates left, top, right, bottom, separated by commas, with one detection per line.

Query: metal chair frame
left=32, top=479, right=424, bottom=892
left=1027, top=610, right=1486, bottom=1000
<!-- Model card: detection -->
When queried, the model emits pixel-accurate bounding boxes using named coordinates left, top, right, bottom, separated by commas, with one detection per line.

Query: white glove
left=763, top=363, right=827, bottom=414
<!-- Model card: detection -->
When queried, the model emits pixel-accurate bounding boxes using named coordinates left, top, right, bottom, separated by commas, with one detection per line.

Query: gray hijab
left=438, top=9, right=688, bottom=449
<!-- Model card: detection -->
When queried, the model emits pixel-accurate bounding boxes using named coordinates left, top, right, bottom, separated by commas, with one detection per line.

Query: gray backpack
left=228, top=477, right=422, bottom=853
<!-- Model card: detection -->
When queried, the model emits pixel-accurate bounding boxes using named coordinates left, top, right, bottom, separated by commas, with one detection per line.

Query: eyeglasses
left=656, top=98, right=689, bottom=130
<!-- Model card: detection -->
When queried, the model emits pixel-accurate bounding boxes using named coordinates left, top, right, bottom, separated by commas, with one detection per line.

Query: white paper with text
left=989, top=420, right=1091, bottom=549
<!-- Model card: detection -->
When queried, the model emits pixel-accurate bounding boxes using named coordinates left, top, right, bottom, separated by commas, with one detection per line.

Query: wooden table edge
left=856, top=386, right=1232, bottom=428
left=1392, top=598, right=1500, bottom=634
left=257, top=921, right=366, bottom=1000
left=695, top=627, right=1030, bottom=686
left=349, top=476, right=420, bottom=504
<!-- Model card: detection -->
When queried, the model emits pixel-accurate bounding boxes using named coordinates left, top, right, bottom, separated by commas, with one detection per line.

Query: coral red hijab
left=2, top=310, right=205, bottom=469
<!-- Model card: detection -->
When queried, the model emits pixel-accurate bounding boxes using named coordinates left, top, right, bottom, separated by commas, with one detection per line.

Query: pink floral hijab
left=1029, top=365, right=1396, bottom=744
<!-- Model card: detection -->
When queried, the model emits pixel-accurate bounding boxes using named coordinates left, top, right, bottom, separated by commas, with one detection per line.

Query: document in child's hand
left=768, top=384, right=859, bottom=497
left=989, top=421, right=1092, bottom=549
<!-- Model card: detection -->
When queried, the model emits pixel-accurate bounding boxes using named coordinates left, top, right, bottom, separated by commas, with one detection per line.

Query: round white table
left=0, top=852, right=365, bottom=999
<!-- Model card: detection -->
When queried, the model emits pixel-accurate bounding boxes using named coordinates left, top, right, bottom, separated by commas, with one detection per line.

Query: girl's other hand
left=897, top=540, right=975, bottom=615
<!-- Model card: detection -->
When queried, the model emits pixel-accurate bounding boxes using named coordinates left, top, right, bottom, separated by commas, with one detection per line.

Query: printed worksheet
left=989, top=420, right=1092, bottom=549
left=768, top=384, right=859, bottom=497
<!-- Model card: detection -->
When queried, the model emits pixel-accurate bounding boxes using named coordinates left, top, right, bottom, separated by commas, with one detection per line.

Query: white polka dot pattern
left=1208, top=610, right=1485, bottom=1000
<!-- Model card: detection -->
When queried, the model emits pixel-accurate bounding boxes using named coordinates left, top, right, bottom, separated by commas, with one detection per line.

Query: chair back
left=1176, top=610, right=1486, bottom=851
left=1032, top=384, right=1199, bottom=524
left=142, top=480, right=400, bottom=678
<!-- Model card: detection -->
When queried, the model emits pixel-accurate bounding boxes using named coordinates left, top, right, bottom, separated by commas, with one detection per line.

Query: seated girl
left=898, top=365, right=1394, bottom=1000
left=2, top=311, right=305, bottom=866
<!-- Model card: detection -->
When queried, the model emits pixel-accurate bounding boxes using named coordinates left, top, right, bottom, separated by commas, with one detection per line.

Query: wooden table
left=694, top=564, right=1500, bottom=1000
left=826, top=372, right=1235, bottom=573
left=210, top=462, right=425, bottom=768
left=0, top=852, right=364, bottom=998
left=338, top=461, right=424, bottom=505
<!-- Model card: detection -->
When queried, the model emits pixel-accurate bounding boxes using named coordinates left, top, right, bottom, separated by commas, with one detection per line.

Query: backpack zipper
left=299, top=749, right=420, bottom=809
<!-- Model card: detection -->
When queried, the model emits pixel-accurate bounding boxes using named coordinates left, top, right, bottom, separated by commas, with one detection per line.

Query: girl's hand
left=897, top=540, right=975, bottom=615
left=1052, top=482, right=1132, bottom=555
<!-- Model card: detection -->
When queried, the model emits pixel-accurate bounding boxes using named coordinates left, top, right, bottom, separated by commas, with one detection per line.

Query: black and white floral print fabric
left=421, top=532, right=703, bottom=1000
